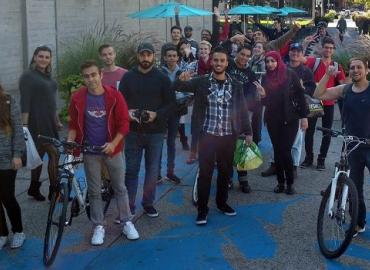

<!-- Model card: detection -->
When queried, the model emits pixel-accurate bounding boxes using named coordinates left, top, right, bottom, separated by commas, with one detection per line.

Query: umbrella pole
left=243, top=14, right=246, bottom=34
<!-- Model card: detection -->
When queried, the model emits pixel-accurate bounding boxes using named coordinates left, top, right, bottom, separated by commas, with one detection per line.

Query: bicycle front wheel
left=43, top=182, right=69, bottom=266
left=317, top=176, right=358, bottom=259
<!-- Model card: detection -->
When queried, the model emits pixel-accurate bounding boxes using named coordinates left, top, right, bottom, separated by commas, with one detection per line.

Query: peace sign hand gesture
left=253, top=81, right=266, bottom=98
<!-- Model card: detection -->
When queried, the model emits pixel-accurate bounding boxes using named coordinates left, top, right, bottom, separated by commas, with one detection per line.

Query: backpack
left=312, top=58, right=338, bottom=74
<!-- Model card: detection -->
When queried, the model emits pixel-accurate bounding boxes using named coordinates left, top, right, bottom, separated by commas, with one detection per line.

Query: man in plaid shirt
left=173, top=46, right=253, bottom=225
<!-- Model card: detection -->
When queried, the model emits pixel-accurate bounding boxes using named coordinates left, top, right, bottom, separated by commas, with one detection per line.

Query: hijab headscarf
left=264, top=51, right=287, bottom=91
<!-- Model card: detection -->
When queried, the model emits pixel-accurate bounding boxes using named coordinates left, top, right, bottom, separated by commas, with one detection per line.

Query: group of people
left=1, top=12, right=369, bottom=251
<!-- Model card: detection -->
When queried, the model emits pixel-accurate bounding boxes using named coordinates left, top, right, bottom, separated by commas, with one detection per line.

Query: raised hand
left=253, top=81, right=266, bottom=98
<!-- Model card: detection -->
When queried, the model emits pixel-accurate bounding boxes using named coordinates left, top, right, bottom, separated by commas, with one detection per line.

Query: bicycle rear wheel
left=43, top=182, right=69, bottom=266
left=192, top=167, right=199, bottom=206
left=317, top=176, right=358, bottom=259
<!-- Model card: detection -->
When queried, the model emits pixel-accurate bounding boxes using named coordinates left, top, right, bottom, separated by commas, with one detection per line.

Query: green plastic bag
left=233, top=140, right=263, bottom=171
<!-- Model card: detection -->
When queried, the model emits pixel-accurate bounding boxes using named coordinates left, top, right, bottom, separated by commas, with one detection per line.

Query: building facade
left=0, top=0, right=212, bottom=93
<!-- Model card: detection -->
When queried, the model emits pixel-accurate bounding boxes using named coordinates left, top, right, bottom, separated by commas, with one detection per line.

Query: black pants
left=250, top=102, right=263, bottom=145
left=267, top=120, right=298, bottom=185
left=31, top=143, right=59, bottom=187
left=348, top=147, right=370, bottom=228
left=0, top=170, right=23, bottom=236
left=304, top=105, right=334, bottom=160
left=198, top=133, right=236, bottom=213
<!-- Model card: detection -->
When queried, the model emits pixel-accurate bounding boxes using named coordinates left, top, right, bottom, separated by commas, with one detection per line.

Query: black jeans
left=304, top=105, right=335, bottom=160
left=267, top=120, right=299, bottom=185
left=348, top=147, right=370, bottom=228
left=31, top=143, right=59, bottom=187
left=0, top=170, right=23, bottom=236
left=198, top=133, right=236, bottom=213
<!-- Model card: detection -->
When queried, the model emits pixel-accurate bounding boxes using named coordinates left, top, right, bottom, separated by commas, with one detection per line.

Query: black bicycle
left=316, top=127, right=370, bottom=259
left=39, top=135, right=113, bottom=266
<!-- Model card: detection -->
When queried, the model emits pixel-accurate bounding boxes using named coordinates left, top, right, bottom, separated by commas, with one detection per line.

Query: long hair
left=264, top=51, right=287, bottom=91
left=29, top=45, right=52, bottom=74
left=0, top=84, right=12, bottom=134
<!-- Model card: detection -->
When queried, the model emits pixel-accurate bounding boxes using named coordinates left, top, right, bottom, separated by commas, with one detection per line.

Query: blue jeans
left=125, top=132, right=164, bottom=212
left=348, top=147, right=370, bottom=228
left=160, top=114, right=180, bottom=173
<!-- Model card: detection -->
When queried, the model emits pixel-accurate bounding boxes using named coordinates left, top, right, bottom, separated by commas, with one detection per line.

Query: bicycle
left=39, top=135, right=113, bottom=266
left=316, top=127, right=370, bottom=259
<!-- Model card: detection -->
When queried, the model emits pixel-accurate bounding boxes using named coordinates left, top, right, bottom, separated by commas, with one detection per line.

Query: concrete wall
left=0, top=0, right=213, bottom=93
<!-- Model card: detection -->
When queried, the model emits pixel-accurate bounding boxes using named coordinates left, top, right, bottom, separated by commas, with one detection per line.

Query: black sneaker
left=143, top=206, right=159, bottom=218
left=196, top=212, right=208, bottom=225
left=317, top=158, right=326, bottom=171
left=300, top=157, right=313, bottom=168
left=166, top=174, right=181, bottom=184
left=273, top=184, right=285, bottom=193
left=218, top=204, right=237, bottom=216
left=240, top=182, right=251, bottom=193
left=285, top=185, right=295, bottom=195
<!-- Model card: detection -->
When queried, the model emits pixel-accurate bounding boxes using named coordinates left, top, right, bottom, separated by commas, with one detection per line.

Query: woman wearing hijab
left=257, top=51, right=308, bottom=194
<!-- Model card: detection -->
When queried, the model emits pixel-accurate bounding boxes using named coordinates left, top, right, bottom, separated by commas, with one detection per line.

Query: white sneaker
left=353, top=225, right=366, bottom=237
left=122, top=221, right=139, bottom=240
left=10, top=233, right=25, bottom=249
left=91, top=225, right=105, bottom=245
left=0, top=236, right=8, bottom=250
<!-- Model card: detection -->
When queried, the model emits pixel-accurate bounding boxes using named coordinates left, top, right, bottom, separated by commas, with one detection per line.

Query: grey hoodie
left=0, top=96, right=25, bottom=170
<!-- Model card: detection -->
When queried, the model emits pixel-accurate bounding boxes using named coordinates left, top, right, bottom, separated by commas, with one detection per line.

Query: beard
left=139, top=60, right=154, bottom=70
left=212, top=66, right=227, bottom=75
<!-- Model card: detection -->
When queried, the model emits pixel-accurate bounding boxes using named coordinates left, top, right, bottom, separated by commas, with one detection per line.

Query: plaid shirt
left=203, top=73, right=233, bottom=136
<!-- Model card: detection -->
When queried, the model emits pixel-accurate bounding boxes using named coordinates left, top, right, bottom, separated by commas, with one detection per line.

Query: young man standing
left=301, top=37, right=346, bottom=170
left=160, top=46, right=183, bottom=184
left=99, top=44, right=127, bottom=89
left=314, top=58, right=370, bottom=237
left=119, top=43, right=175, bottom=217
left=174, top=46, right=253, bottom=225
left=227, top=44, right=259, bottom=193
left=68, top=60, right=139, bottom=245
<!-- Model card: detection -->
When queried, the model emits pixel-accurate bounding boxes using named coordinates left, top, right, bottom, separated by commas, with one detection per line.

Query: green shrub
left=323, top=10, right=336, bottom=22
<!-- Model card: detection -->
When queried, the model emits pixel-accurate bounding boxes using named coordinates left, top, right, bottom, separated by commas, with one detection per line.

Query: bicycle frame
left=327, top=167, right=350, bottom=218
left=61, top=154, right=88, bottom=210
left=325, top=132, right=364, bottom=219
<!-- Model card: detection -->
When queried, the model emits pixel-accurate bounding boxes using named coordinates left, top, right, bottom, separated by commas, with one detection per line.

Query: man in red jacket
left=67, top=60, right=139, bottom=246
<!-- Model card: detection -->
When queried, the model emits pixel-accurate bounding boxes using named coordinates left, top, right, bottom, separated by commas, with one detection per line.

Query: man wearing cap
left=119, top=43, right=175, bottom=218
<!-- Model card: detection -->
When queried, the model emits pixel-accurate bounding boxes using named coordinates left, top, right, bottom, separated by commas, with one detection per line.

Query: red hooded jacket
left=68, top=86, right=129, bottom=156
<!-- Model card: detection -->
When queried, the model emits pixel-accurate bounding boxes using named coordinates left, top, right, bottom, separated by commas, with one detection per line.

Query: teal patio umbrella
left=129, top=1, right=213, bottom=19
left=228, top=5, right=271, bottom=33
left=279, top=7, right=307, bottom=15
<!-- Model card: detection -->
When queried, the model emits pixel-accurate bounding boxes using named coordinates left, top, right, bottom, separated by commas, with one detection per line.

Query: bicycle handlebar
left=316, top=127, right=370, bottom=145
left=38, top=135, right=104, bottom=153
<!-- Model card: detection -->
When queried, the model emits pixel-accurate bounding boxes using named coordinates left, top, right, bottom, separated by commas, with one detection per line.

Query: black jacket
left=119, top=66, right=175, bottom=133
left=172, top=74, right=252, bottom=137
left=262, top=68, right=308, bottom=123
